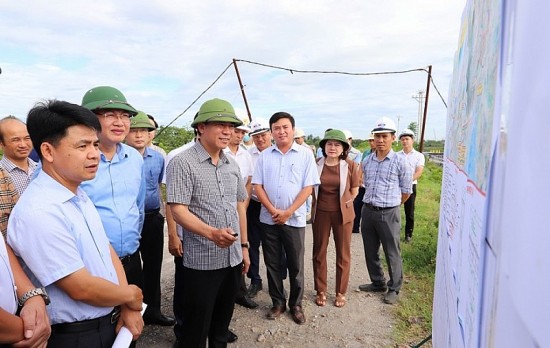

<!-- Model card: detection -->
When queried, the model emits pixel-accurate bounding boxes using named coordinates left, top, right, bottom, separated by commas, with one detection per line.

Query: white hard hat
left=372, top=117, right=397, bottom=134
left=367, top=133, right=375, bottom=140
left=294, top=128, right=305, bottom=139
left=249, top=117, right=270, bottom=135
left=236, top=116, right=251, bottom=132
left=399, top=129, right=415, bottom=139
left=342, top=130, right=353, bottom=139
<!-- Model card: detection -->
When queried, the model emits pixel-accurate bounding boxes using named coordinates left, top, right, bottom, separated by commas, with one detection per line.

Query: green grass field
left=393, top=162, right=442, bottom=347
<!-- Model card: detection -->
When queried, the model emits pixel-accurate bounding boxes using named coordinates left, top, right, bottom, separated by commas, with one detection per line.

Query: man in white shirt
left=397, top=129, right=425, bottom=243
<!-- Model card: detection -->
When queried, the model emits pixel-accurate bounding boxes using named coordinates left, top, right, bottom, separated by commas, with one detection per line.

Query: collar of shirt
left=0, top=157, right=37, bottom=173
left=194, top=141, right=230, bottom=165
left=270, top=141, right=301, bottom=155
left=100, top=143, right=129, bottom=163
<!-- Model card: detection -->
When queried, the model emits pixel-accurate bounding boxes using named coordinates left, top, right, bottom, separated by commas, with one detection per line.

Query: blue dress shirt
left=252, top=142, right=320, bottom=227
left=81, top=143, right=145, bottom=257
left=143, top=148, right=165, bottom=212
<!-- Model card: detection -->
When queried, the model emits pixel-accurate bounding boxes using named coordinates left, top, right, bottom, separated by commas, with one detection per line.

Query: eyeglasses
left=207, top=122, right=236, bottom=130
left=97, top=111, right=132, bottom=124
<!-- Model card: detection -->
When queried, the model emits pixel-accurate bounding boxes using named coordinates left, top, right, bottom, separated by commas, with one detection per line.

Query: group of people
left=0, top=86, right=425, bottom=347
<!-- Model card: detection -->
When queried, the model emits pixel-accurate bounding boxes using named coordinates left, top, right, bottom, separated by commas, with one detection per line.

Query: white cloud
left=0, top=0, right=465, bottom=140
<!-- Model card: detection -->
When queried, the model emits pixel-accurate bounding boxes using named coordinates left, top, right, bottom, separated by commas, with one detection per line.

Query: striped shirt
left=252, top=142, right=320, bottom=227
left=0, top=157, right=37, bottom=194
left=362, top=149, right=413, bottom=208
left=166, top=141, right=247, bottom=270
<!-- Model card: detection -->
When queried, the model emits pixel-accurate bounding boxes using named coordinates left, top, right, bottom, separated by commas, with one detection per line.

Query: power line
left=158, top=59, right=448, bottom=137
left=235, top=59, right=448, bottom=108
left=155, top=61, right=234, bottom=138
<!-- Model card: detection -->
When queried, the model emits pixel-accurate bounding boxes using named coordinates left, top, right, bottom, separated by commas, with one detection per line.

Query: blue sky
left=0, top=0, right=465, bottom=140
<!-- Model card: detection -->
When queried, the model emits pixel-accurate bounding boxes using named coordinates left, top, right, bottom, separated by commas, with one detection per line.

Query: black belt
left=119, top=250, right=139, bottom=266
left=145, top=208, right=160, bottom=215
left=364, top=203, right=398, bottom=211
left=51, top=307, right=120, bottom=334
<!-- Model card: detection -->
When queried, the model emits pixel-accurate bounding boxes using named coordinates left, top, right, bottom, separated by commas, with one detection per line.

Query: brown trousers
left=312, top=209, right=352, bottom=294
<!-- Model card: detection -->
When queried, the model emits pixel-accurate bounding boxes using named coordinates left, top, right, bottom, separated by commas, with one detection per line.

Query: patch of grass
left=393, top=162, right=442, bottom=347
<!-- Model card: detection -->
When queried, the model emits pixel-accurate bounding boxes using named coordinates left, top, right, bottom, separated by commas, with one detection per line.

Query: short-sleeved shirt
left=0, top=167, right=18, bottom=238
left=80, top=143, right=145, bottom=257
left=252, top=142, right=320, bottom=227
left=362, top=150, right=413, bottom=207
left=166, top=141, right=247, bottom=270
left=397, top=149, right=426, bottom=185
left=0, top=233, right=17, bottom=316
left=163, top=141, right=196, bottom=240
left=224, top=146, right=254, bottom=180
left=0, top=157, right=37, bottom=194
left=248, top=146, right=263, bottom=201
left=8, top=171, right=118, bottom=324
left=142, top=147, right=165, bottom=211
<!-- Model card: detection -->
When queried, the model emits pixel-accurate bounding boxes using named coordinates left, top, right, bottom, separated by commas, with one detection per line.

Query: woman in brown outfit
left=311, top=129, right=361, bottom=307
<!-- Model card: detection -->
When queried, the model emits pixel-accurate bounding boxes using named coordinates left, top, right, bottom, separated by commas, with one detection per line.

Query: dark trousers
left=139, top=211, right=165, bottom=313
left=352, top=187, right=366, bottom=232
left=47, top=315, right=116, bottom=347
left=173, top=252, right=184, bottom=340
left=403, top=184, right=417, bottom=238
left=247, top=200, right=288, bottom=285
left=120, top=251, right=142, bottom=348
left=360, top=205, right=403, bottom=292
left=180, top=265, right=241, bottom=348
left=121, top=250, right=143, bottom=289
left=246, top=200, right=264, bottom=285
left=262, top=223, right=305, bottom=308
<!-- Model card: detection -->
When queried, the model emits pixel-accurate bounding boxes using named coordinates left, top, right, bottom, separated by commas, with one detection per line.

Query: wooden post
left=232, top=59, right=252, bottom=122
left=419, top=65, right=432, bottom=153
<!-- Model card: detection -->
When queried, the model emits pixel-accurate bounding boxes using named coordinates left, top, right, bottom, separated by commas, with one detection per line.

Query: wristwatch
left=18, top=287, right=50, bottom=306
left=241, top=242, right=250, bottom=249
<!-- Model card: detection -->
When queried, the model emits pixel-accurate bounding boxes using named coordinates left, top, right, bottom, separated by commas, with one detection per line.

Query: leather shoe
left=266, top=305, right=286, bottom=320
left=247, top=282, right=263, bottom=298
left=290, top=305, right=306, bottom=325
left=144, top=312, right=176, bottom=326
left=235, top=296, right=258, bottom=309
left=227, top=329, right=238, bottom=343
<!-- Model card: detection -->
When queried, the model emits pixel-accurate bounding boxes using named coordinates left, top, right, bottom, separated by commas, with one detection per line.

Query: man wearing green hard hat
left=166, top=98, right=249, bottom=347
left=80, top=86, right=146, bottom=344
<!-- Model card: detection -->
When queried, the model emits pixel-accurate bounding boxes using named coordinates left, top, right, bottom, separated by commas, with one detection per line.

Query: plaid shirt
left=166, top=141, right=247, bottom=270
left=0, top=167, right=19, bottom=237
left=362, top=149, right=413, bottom=207
left=0, top=157, right=37, bottom=195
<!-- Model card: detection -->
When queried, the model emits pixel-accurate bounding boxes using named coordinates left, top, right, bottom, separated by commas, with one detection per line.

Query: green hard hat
left=191, top=98, right=242, bottom=128
left=319, top=129, right=350, bottom=152
left=81, top=86, right=137, bottom=114
left=130, top=111, right=155, bottom=130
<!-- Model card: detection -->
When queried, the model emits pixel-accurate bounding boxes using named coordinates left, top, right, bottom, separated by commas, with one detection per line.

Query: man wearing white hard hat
left=342, top=130, right=362, bottom=164
left=294, top=128, right=314, bottom=154
left=397, top=129, right=425, bottom=243
left=358, top=117, right=412, bottom=305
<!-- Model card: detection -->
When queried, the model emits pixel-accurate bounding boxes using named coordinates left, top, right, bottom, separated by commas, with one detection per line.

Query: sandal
left=334, top=293, right=346, bottom=308
left=315, top=292, right=327, bottom=306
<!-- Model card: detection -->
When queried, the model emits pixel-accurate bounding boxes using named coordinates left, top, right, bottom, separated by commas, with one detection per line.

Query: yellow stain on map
left=476, top=83, right=483, bottom=95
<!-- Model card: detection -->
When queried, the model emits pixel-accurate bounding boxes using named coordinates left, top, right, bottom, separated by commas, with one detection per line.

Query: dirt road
left=138, top=225, right=394, bottom=347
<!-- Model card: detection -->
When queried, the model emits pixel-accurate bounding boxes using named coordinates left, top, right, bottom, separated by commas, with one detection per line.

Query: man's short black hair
left=269, top=112, right=295, bottom=129
left=27, top=99, right=101, bottom=160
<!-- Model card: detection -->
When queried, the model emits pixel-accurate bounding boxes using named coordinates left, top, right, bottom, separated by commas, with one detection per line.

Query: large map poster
left=432, top=0, right=501, bottom=346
